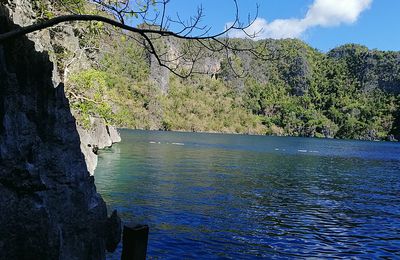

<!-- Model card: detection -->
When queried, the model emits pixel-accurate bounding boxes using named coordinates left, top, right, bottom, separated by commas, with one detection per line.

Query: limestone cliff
left=0, top=1, right=120, bottom=259
left=77, top=116, right=121, bottom=175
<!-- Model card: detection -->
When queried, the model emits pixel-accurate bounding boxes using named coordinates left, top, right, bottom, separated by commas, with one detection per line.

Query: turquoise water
left=95, top=129, right=400, bottom=259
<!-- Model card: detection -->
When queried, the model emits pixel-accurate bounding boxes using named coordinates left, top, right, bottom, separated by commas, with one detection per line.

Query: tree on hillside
left=0, top=0, right=267, bottom=77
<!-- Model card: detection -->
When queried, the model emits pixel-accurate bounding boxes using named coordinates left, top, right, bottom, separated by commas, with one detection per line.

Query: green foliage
left=69, top=69, right=112, bottom=128
left=68, top=37, right=158, bottom=129
left=226, top=40, right=399, bottom=140
left=66, top=33, right=399, bottom=140
left=50, top=44, right=72, bottom=75
left=101, top=39, right=149, bottom=83
left=162, top=76, right=265, bottom=134
left=32, top=0, right=86, bottom=19
left=57, top=0, right=86, bottom=13
left=32, top=0, right=54, bottom=19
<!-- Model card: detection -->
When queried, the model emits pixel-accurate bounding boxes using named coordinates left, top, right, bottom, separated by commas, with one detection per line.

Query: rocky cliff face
left=0, top=2, right=119, bottom=259
left=77, top=116, right=121, bottom=175
left=3, top=0, right=122, bottom=175
left=328, top=44, right=400, bottom=94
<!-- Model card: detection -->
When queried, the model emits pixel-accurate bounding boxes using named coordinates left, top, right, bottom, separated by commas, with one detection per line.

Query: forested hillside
left=66, top=32, right=399, bottom=141
left=41, top=0, right=398, bottom=141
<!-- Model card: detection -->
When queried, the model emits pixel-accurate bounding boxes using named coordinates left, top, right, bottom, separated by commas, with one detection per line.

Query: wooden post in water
left=121, top=224, right=149, bottom=260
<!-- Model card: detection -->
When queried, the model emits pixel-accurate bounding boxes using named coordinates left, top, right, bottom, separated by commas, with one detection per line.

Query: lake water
left=95, top=129, right=400, bottom=259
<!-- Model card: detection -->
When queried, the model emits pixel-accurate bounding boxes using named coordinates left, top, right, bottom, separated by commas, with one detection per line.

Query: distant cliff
left=328, top=44, right=400, bottom=94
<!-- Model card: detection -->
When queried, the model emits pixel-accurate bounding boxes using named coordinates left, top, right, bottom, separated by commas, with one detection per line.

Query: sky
left=162, top=0, right=400, bottom=52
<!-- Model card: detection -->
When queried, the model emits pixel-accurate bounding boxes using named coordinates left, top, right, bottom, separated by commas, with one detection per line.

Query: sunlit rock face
left=0, top=5, right=108, bottom=260
left=77, top=117, right=122, bottom=175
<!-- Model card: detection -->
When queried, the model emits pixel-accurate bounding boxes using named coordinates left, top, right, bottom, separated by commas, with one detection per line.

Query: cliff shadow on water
left=0, top=6, right=119, bottom=260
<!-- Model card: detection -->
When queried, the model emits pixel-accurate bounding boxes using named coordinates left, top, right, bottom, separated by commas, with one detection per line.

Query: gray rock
left=76, top=118, right=121, bottom=175
left=0, top=4, right=120, bottom=259
left=77, top=125, right=98, bottom=175
left=108, top=125, right=122, bottom=143
left=91, top=117, right=113, bottom=149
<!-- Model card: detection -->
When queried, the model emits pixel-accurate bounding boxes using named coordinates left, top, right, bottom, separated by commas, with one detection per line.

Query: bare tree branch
left=0, top=0, right=269, bottom=78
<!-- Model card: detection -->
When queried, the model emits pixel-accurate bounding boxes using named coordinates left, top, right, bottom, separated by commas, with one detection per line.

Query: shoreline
left=116, top=127, right=399, bottom=143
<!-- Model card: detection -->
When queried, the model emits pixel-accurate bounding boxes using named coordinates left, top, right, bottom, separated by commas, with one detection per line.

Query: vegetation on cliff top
left=68, top=37, right=399, bottom=141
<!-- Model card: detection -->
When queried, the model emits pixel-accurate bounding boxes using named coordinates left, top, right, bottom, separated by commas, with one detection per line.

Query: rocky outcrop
left=328, top=44, right=400, bottom=94
left=77, top=124, right=99, bottom=177
left=109, top=124, right=122, bottom=143
left=0, top=2, right=120, bottom=259
left=150, top=53, right=170, bottom=94
left=3, top=0, right=122, bottom=177
left=77, top=116, right=121, bottom=175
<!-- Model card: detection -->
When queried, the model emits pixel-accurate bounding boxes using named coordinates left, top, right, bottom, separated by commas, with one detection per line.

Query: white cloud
left=227, top=0, right=373, bottom=39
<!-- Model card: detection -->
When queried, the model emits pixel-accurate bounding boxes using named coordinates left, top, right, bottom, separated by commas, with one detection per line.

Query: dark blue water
left=95, top=130, right=400, bottom=259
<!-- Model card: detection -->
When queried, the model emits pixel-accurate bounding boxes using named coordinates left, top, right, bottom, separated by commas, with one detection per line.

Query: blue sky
left=162, top=0, right=400, bottom=52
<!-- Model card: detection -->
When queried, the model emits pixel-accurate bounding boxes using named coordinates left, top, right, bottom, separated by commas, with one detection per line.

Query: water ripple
left=96, top=130, right=400, bottom=259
